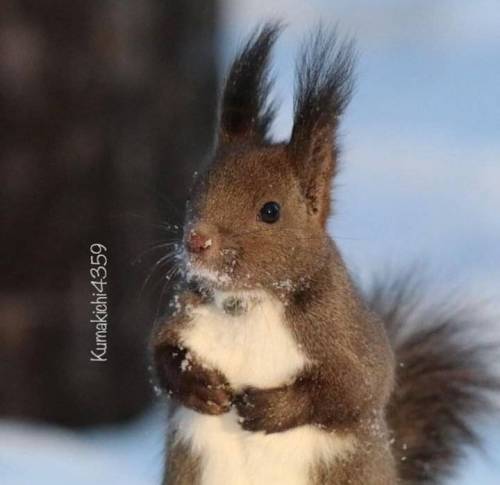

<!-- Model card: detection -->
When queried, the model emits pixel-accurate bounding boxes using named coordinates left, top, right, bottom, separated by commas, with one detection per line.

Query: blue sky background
left=1, top=2, right=499, bottom=484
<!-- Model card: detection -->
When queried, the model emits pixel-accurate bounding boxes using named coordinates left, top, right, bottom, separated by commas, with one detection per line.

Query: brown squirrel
left=151, top=23, right=497, bottom=485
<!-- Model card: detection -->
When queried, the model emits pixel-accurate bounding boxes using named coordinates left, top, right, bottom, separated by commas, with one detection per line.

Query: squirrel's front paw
left=154, top=345, right=233, bottom=415
left=234, top=385, right=310, bottom=434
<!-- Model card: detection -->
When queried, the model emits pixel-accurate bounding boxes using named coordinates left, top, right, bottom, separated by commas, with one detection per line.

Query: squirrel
left=151, top=23, right=497, bottom=485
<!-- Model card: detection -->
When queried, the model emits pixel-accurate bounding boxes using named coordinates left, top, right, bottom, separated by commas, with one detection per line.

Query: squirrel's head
left=182, top=23, right=354, bottom=293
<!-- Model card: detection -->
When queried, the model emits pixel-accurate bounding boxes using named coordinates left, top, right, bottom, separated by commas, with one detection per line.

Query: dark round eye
left=259, top=201, right=281, bottom=224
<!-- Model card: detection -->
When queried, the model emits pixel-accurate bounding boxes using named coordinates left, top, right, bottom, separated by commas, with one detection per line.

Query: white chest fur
left=174, top=291, right=355, bottom=485
left=179, top=290, right=306, bottom=390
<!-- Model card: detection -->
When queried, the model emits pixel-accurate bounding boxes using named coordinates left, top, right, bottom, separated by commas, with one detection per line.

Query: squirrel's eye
left=259, top=201, right=281, bottom=224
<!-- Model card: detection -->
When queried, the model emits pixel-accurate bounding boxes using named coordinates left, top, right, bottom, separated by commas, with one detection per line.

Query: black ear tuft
left=288, top=27, right=355, bottom=224
left=219, top=22, right=283, bottom=145
left=290, top=26, right=355, bottom=158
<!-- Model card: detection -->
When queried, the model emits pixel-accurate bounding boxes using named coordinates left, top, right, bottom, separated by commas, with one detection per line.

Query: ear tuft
left=291, top=27, right=355, bottom=151
left=219, top=22, right=283, bottom=145
left=289, top=27, right=355, bottom=225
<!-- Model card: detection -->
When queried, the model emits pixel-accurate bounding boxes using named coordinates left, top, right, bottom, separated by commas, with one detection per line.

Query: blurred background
left=1, top=1, right=499, bottom=483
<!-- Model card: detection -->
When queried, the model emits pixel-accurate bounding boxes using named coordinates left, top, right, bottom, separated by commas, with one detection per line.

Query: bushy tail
left=365, top=276, right=499, bottom=484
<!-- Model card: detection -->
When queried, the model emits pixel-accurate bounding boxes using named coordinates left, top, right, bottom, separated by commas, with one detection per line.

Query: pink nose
left=186, top=231, right=212, bottom=254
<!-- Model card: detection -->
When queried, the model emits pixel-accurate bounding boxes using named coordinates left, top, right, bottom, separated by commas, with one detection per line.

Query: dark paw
left=234, top=386, right=298, bottom=434
left=155, top=345, right=233, bottom=415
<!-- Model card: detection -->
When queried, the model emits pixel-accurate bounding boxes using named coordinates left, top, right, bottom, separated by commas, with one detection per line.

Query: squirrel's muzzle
left=186, top=228, right=213, bottom=254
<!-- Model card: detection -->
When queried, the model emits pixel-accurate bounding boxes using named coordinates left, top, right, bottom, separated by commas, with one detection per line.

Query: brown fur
left=152, top=258, right=396, bottom=483
left=164, top=437, right=201, bottom=485
left=151, top=23, right=395, bottom=483
left=151, top=23, right=498, bottom=485
left=311, top=429, right=397, bottom=484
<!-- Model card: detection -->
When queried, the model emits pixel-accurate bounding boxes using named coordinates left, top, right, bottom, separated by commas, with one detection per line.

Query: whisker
left=132, top=241, right=181, bottom=266
left=156, top=221, right=182, bottom=234
left=155, top=265, right=181, bottom=317
left=141, top=251, right=180, bottom=293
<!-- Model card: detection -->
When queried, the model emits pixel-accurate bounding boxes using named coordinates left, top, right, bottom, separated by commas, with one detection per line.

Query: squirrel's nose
left=186, top=230, right=213, bottom=254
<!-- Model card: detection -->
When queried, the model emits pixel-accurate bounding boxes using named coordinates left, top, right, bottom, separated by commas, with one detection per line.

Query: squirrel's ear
left=218, top=22, right=282, bottom=145
left=288, top=29, right=355, bottom=226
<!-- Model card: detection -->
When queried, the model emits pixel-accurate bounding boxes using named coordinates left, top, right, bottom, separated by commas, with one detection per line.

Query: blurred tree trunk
left=0, top=0, right=218, bottom=426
